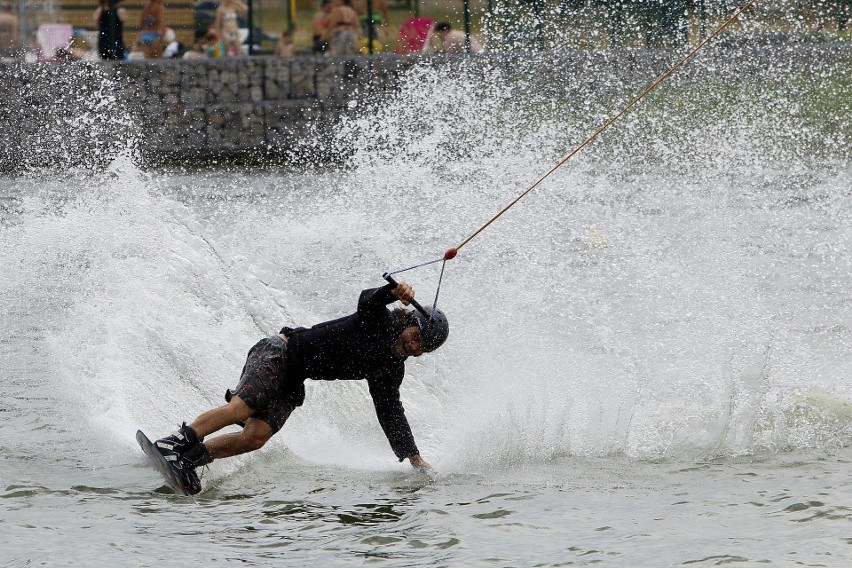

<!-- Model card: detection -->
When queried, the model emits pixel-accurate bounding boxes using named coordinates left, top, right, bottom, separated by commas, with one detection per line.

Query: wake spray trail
left=451, top=0, right=760, bottom=258
left=368, top=0, right=762, bottom=311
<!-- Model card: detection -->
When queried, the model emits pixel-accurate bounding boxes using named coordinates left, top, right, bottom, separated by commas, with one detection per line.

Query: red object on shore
left=395, top=18, right=436, bottom=54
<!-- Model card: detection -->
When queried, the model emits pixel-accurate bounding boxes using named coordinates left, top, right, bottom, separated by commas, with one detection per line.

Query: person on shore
left=153, top=281, right=449, bottom=494
left=162, top=27, right=184, bottom=58
left=275, top=31, right=294, bottom=56
left=325, top=0, right=360, bottom=56
left=354, top=0, right=388, bottom=41
left=139, top=0, right=165, bottom=58
left=214, top=0, right=247, bottom=57
left=0, top=3, right=19, bottom=59
left=93, top=0, right=127, bottom=60
left=182, top=37, right=207, bottom=60
left=432, top=21, right=482, bottom=54
left=312, top=0, right=333, bottom=53
left=204, top=28, right=228, bottom=58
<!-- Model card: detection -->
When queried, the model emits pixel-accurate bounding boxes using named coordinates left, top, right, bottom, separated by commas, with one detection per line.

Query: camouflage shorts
left=227, top=335, right=302, bottom=433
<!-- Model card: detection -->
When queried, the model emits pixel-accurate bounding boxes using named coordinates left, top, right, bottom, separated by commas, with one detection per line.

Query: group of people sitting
left=307, top=0, right=489, bottom=57
left=311, top=0, right=481, bottom=56
left=94, top=0, right=252, bottom=60
left=311, top=0, right=385, bottom=55
left=25, top=0, right=480, bottom=62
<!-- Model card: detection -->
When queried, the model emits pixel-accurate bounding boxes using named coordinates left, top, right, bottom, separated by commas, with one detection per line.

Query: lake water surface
left=1, top=45, right=851, bottom=566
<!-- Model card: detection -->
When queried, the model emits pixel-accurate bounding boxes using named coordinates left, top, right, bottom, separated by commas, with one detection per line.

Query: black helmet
left=414, top=309, right=449, bottom=352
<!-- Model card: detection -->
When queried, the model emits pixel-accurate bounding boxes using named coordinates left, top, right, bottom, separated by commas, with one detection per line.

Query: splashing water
left=1, top=43, right=850, bottom=484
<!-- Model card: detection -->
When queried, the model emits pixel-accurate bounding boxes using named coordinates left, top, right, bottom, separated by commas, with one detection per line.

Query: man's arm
left=357, top=283, right=395, bottom=312
left=367, top=372, right=431, bottom=471
left=408, top=454, right=432, bottom=472
left=358, top=280, right=414, bottom=306
left=357, top=281, right=415, bottom=322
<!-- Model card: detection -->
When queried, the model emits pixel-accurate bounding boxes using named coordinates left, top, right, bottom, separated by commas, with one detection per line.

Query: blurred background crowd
left=0, top=0, right=848, bottom=62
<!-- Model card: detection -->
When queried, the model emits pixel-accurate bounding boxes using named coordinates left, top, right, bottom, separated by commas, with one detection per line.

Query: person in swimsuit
left=153, top=281, right=449, bottom=494
left=214, top=0, right=247, bottom=56
left=139, top=0, right=165, bottom=58
left=325, top=0, right=360, bottom=56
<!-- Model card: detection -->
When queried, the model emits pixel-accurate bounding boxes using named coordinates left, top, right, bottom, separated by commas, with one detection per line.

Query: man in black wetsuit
left=154, top=281, right=448, bottom=494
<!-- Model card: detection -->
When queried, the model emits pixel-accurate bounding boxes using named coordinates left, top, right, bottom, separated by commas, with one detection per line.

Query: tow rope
left=383, top=257, right=450, bottom=319
left=387, top=0, right=758, bottom=303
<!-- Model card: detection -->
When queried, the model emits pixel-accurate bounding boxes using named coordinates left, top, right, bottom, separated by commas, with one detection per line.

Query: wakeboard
left=136, top=429, right=192, bottom=496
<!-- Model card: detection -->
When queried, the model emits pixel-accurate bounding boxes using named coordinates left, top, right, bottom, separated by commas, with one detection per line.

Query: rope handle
left=383, top=248, right=456, bottom=316
left=382, top=273, right=433, bottom=319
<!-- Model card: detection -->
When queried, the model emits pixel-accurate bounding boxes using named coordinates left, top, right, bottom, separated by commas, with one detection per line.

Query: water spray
left=386, top=0, right=758, bottom=306
left=452, top=0, right=759, bottom=255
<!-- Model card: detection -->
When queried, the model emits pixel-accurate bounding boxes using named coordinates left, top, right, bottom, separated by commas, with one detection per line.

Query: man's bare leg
left=201, top=417, right=274, bottom=459
left=188, top=395, right=254, bottom=438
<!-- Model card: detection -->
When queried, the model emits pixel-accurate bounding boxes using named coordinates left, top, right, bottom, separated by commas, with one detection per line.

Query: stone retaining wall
left=0, top=40, right=849, bottom=170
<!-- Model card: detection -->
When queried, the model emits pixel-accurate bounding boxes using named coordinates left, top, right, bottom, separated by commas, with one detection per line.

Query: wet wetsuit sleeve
left=368, top=371, right=419, bottom=461
left=357, top=284, right=396, bottom=321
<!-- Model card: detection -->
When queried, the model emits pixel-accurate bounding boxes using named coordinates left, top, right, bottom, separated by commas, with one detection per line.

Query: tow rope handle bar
left=383, top=273, right=433, bottom=320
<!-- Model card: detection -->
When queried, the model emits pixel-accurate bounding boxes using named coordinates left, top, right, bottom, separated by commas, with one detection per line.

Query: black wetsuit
left=281, top=284, right=419, bottom=460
